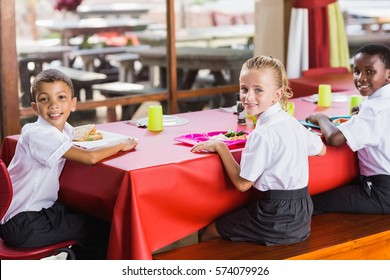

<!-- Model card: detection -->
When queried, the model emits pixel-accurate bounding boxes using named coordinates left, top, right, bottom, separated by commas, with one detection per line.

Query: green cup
left=349, top=95, right=363, bottom=114
left=287, top=101, right=295, bottom=116
left=317, top=84, right=332, bottom=107
left=147, top=105, right=163, bottom=132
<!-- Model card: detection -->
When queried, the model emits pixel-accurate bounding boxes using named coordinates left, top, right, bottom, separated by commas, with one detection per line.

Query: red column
left=292, top=0, right=337, bottom=68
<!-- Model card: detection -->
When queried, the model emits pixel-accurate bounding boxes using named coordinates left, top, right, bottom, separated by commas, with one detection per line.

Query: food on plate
left=73, top=124, right=103, bottom=141
left=224, top=130, right=247, bottom=140
left=210, top=130, right=247, bottom=141
left=332, top=117, right=349, bottom=125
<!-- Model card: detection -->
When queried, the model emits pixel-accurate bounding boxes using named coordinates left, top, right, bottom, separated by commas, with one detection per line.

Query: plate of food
left=72, top=124, right=135, bottom=149
left=174, top=130, right=249, bottom=149
left=330, top=116, right=350, bottom=125
left=299, top=115, right=351, bottom=129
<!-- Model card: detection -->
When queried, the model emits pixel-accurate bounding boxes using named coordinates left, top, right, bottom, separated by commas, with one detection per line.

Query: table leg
left=118, top=60, right=139, bottom=120
left=181, top=69, right=198, bottom=89
left=18, top=61, right=32, bottom=107
left=221, top=69, right=240, bottom=107
left=121, top=61, right=136, bottom=83
left=106, top=107, right=118, bottom=122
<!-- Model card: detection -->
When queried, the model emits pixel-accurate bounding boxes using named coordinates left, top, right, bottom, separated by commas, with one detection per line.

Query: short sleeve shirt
left=240, top=103, right=324, bottom=191
left=1, top=117, right=74, bottom=223
left=338, top=83, right=390, bottom=176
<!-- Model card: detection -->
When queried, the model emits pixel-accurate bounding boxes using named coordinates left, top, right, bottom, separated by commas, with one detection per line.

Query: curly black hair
left=355, top=43, right=390, bottom=69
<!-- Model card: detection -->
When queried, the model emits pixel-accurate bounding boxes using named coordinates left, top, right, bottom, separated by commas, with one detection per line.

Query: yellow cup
left=147, top=105, right=163, bottom=132
left=317, top=84, right=332, bottom=107
left=287, top=101, right=295, bottom=116
left=349, top=95, right=363, bottom=114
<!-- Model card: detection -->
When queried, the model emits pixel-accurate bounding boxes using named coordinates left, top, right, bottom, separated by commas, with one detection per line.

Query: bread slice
left=73, top=124, right=103, bottom=142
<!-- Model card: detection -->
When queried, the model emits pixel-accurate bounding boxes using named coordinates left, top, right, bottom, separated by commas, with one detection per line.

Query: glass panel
left=15, top=0, right=256, bottom=124
left=140, top=0, right=255, bottom=111
left=339, top=0, right=390, bottom=56
left=8, top=0, right=390, bottom=129
left=177, top=0, right=254, bottom=111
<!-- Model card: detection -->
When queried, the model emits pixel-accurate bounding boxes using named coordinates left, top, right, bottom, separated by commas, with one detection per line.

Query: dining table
left=129, top=46, right=253, bottom=108
left=288, top=72, right=358, bottom=98
left=134, top=24, right=255, bottom=48
left=36, top=18, right=150, bottom=46
left=76, top=3, right=151, bottom=19
left=0, top=93, right=360, bottom=260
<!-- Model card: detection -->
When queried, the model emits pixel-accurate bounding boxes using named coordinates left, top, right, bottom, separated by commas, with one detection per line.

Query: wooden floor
left=153, top=213, right=390, bottom=260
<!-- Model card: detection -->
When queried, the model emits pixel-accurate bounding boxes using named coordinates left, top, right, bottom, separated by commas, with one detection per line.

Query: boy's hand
left=305, top=113, right=329, bottom=126
left=305, top=114, right=320, bottom=126
left=121, top=138, right=138, bottom=151
left=351, top=106, right=360, bottom=115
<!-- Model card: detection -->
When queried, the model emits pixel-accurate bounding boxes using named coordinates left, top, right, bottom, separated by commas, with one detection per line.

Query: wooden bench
left=153, top=213, right=390, bottom=260
left=67, top=45, right=150, bottom=71
left=92, top=81, right=166, bottom=121
left=106, top=53, right=140, bottom=83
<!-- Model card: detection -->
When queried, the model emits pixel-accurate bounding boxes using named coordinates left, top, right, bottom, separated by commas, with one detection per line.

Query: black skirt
left=216, top=187, right=313, bottom=245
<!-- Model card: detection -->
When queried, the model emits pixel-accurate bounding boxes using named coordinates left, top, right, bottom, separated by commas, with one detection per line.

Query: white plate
left=73, top=131, right=135, bottom=149
left=299, top=115, right=351, bottom=129
left=136, top=115, right=190, bottom=127
left=218, top=105, right=237, bottom=114
left=301, top=93, right=348, bottom=103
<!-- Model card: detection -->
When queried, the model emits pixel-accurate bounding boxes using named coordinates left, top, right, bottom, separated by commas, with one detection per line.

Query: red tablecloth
left=289, top=72, right=357, bottom=98
left=0, top=104, right=359, bottom=259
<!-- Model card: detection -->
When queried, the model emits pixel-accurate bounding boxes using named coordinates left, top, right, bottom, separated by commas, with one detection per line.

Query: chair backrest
left=0, top=160, right=78, bottom=260
left=302, top=67, right=349, bottom=77
left=0, top=160, right=12, bottom=220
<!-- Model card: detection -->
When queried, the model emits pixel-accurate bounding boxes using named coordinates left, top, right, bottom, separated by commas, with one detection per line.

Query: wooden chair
left=0, top=159, right=77, bottom=260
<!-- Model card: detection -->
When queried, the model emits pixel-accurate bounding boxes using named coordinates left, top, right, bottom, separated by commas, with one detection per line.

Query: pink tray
left=174, top=131, right=248, bottom=149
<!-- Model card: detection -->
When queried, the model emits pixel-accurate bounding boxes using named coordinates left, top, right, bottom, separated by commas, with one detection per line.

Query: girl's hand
left=191, top=140, right=224, bottom=153
left=121, top=138, right=138, bottom=151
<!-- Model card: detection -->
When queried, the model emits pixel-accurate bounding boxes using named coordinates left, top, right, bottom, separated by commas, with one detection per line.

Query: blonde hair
left=241, top=55, right=293, bottom=111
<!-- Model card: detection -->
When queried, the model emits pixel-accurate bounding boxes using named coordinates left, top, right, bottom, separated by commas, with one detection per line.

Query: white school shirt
left=240, top=103, right=324, bottom=192
left=1, top=117, right=74, bottom=224
left=338, top=83, right=390, bottom=176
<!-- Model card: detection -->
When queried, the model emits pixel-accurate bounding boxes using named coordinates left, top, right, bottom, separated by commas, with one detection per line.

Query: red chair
left=0, top=159, right=77, bottom=260
left=302, top=67, right=349, bottom=77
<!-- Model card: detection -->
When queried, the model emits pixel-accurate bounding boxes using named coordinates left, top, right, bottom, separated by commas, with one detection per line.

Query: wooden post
left=166, top=0, right=178, bottom=114
left=28, top=0, right=38, bottom=40
left=254, top=0, right=291, bottom=64
left=0, top=0, right=21, bottom=142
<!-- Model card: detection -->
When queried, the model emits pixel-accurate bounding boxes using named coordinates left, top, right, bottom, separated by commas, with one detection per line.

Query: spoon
left=125, top=120, right=147, bottom=128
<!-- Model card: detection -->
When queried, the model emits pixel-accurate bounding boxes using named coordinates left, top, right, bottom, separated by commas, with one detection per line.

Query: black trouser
left=312, top=174, right=390, bottom=215
left=0, top=202, right=110, bottom=259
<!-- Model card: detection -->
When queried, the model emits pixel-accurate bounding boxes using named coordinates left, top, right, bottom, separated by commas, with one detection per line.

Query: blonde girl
left=192, top=55, right=326, bottom=245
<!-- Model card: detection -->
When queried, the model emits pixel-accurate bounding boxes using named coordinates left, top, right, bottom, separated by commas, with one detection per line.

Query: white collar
left=258, top=102, right=282, bottom=125
left=368, top=83, right=390, bottom=100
